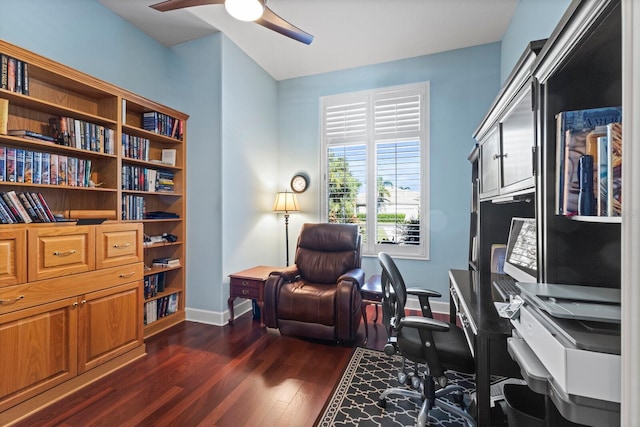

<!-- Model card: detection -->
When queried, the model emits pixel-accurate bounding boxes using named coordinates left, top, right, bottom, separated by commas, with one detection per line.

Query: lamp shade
left=225, top=0, right=265, bottom=21
left=273, top=191, right=300, bottom=213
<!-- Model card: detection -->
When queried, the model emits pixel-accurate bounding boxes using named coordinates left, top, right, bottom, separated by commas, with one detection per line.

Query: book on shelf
left=6, top=57, right=15, bottom=92
left=152, top=257, right=180, bottom=268
left=556, top=106, right=622, bottom=216
left=0, top=54, right=7, bottom=90
left=0, top=146, right=5, bottom=181
left=24, top=150, right=32, bottom=183
left=490, top=244, right=507, bottom=274
left=607, top=122, right=622, bottom=216
left=15, top=148, right=24, bottom=183
left=6, top=191, right=32, bottom=223
left=0, top=98, right=7, bottom=135
left=6, top=147, right=15, bottom=182
left=7, top=129, right=56, bottom=143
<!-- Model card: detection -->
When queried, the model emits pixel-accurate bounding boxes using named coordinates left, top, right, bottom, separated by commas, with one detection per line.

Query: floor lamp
left=273, top=191, right=300, bottom=266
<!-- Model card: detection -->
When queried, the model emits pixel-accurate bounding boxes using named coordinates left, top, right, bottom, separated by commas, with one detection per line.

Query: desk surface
left=449, top=269, right=513, bottom=338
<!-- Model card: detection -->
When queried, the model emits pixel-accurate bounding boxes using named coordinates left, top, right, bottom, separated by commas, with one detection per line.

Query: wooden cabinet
left=0, top=224, right=145, bottom=422
left=0, top=39, right=187, bottom=342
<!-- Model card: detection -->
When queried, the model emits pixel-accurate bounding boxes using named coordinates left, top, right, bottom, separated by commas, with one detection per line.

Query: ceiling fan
left=150, top=0, right=314, bottom=45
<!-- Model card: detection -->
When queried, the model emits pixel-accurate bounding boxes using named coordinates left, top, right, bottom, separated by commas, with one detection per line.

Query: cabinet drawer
left=0, top=227, right=26, bottom=288
left=95, top=223, right=143, bottom=270
left=28, top=226, right=95, bottom=282
left=0, top=263, right=144, bottom=315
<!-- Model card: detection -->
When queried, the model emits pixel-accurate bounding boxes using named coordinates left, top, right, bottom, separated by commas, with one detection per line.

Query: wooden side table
left=361, top=274, right=383, bottom=344
left=228, top=265, right=282, bottom=327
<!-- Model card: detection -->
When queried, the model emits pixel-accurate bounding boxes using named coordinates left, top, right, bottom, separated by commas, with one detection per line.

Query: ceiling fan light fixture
left=225, top=0, right=265, bottom=21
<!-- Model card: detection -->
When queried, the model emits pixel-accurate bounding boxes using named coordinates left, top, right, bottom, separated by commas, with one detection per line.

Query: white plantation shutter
left=322, top=82, right=429, bottom=259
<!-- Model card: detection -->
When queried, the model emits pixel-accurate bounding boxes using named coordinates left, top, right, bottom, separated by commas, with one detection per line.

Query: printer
left=507, top=282, right=621, bottom=426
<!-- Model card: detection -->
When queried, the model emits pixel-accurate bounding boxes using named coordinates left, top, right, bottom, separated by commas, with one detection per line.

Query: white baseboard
left=185, top=296, right=450, bottom=327
left=186, top=299, right=252, bottom=326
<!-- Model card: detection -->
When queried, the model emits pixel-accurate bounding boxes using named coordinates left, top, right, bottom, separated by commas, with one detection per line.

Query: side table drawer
left=230, top=278, right=261, bottom=299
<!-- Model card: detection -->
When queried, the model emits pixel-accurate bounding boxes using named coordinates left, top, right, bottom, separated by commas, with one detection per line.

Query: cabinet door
left=77, top=281, right=142, bottom=373
left=0, top=227, right=26, bottom=288
left=95, top=223, right=143, bottom=270
left=0, top=297, right=78, bottom=412
left=479, top=127, right=500, bottom=198
left=500, top=87, right=535, bottom=191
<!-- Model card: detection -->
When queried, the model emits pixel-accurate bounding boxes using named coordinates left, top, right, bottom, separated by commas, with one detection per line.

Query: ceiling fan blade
left=256, top=6, right=314, bottom=45
left=150, top=0, right=224, bottom=12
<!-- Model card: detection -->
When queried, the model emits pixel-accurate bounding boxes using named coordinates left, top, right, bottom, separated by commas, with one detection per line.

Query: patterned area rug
left=316, top=347, right=475, bottom=427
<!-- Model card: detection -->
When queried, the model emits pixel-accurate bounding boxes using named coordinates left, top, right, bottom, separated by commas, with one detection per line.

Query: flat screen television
left=503, top=217, right=538, bottom=283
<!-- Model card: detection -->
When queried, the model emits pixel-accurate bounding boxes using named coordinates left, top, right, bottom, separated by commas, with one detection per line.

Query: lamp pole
left=284, top=211, right=290, bottom=266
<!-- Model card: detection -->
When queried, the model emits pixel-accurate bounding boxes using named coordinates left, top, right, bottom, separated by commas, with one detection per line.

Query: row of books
left=556, top=106, right=623, bottom=217
left=122, top=133, right=150, bottom=161
left=144, top=272, right=166, bottom=299
left=0, top=191, right=55, bottom=224
left=122, top=194, right=144, bottom=220
left=1, top=54, right=29, bottom=95
left=122, top=165, right=175, bottom=193
left=0, top=146, right=93, bottom=187
left=144, top=293, right=179, bottom=325
left=49, top=117, right=115, bottom=154
left=142, top=111, right=184, bottom=141
left=152, top=257, right=180, bottom=268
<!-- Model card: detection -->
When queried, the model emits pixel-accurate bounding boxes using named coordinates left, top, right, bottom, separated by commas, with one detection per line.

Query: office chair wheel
left=411, top=374, right=421, bottom=390
left=377, top=398, right=387, bottom=409
left=398, top=371, right=408, bottom=385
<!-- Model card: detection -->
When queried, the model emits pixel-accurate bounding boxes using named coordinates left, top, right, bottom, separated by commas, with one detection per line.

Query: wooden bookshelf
left=0, top=39, right=187, bottom=420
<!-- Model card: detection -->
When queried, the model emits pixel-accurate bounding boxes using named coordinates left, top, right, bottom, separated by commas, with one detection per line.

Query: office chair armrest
left=398, top=315, right=450, bottom=333
left=407, top=288, right=440, bottom=318
left=406, top=288, right=441, bottom=299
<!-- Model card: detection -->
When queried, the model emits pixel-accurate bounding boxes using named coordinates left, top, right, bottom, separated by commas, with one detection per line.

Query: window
left=321, top=82, right=429, bottom=259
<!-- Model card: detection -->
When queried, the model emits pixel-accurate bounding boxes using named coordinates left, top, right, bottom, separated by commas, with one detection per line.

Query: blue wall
left=0, top=0, right=573, bottom=318
left=277, top=44, right=502, bottom=297
left=500, top=0, right=572, bottom=83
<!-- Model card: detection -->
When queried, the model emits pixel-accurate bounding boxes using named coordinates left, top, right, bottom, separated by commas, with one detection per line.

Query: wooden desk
left=448, top=269, right=521, bottom=426
left=228, top=266, right=282, bottom=327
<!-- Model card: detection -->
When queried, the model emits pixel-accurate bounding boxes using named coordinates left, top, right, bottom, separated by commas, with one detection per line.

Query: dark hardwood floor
left=14, top=306, right=445, bottom=427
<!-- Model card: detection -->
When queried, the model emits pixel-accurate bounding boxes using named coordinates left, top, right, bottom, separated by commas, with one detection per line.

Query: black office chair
left=377, top=252, right=476, bottom=427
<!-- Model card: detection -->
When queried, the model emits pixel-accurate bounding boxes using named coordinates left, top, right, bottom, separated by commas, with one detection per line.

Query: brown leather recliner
left=264, top=223, right=364, bottom=342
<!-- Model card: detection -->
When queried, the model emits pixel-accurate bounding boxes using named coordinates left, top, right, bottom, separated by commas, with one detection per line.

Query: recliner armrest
left=338, top=268, right=365, bottom=288
left=398, top=315, right=450, bottom=333
left=269, top=265, right=300, bottom=282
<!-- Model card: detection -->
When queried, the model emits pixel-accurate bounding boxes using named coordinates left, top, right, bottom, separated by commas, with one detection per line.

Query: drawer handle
left=0, top=295, right=24, bottom=304
left=242, top=281, right=250, bottom=286
left=53, top=249, right=77, bottom=256
left=119, top=272, right=136, bottom=278
left=113, top=243, right=132, bottom=249
left=242, top=289, right=249, bottom=295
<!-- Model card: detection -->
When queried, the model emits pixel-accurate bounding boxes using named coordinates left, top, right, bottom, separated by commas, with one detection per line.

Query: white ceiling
left=99, top=0, right=518, bottom=81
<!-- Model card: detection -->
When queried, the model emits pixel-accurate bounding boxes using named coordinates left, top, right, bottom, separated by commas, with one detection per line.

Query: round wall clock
left=290, top=173, right=309, bottom=193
